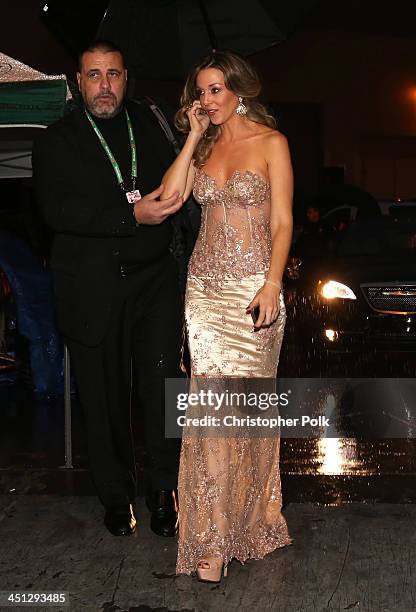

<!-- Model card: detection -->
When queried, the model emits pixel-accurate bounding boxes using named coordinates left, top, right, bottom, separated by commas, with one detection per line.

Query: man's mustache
left=93, top=93, right=117, bottom=102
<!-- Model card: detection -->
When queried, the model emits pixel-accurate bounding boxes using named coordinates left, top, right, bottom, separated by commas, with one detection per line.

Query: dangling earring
left=236, top=96, right=247, bottom=116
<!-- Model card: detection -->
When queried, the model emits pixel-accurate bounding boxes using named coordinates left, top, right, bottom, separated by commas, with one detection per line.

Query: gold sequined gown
left=176, top=167, right=291, bottom=575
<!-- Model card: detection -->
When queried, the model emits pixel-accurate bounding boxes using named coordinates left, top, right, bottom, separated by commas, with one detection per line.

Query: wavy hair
left=175, top=50, right=276, bottom=167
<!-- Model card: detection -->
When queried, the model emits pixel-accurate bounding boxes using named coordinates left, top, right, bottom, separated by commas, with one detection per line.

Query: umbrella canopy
left=98, top=0, right=316, bottom=79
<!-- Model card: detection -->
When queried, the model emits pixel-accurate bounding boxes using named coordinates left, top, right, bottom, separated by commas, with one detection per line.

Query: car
left=378, top=199, right=416, bottom=216
left=286, top=215, right=416, bottom=370
left=319, top=200, right=416, bottom=228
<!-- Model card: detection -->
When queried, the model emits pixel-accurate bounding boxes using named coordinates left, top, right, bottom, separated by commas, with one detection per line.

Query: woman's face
left=195, top=67, right=239, bottom=125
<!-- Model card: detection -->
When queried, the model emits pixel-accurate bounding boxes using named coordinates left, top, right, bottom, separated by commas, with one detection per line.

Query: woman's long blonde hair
left=175, top=50, right=276, bottom=167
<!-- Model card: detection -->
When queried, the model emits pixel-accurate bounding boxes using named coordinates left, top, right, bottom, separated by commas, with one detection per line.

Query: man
left=294, top=204, right=324, bottom=258
left=33, top=41, right=183, bottom=537
left=305, top=205, right=321, bottom=226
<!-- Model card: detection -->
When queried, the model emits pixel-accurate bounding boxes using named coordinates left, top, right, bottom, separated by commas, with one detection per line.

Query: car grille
left=362, top=284, right=416, bottom=314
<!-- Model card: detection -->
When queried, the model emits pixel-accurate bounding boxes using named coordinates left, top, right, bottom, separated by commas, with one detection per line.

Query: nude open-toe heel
left=196, top=557, right=228, bottom=583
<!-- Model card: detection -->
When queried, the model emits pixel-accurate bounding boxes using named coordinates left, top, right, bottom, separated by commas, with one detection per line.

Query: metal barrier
left=62, top=344, right=73, bottom=469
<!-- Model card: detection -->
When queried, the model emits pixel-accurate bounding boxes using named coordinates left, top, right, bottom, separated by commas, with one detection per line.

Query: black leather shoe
left=146, top=489, right=178, bottom=537
left=104, top=504, right=136, bottom=536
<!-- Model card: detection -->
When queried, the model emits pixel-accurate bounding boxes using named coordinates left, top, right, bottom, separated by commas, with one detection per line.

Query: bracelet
left=265, top=279, right=282, bottom=289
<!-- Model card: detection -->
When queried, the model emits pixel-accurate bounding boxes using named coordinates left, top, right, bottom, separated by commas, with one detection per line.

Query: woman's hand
left=246, top=283, right=281, bottom=329
left=186, top=100, right=210, bottom=138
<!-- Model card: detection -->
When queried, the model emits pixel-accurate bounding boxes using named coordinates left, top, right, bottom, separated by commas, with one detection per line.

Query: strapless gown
left=176, top=167, right=291, bottom=574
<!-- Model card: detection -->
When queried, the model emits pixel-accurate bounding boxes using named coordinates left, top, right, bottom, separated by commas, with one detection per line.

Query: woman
left=162, top=51, right=293, bottom=582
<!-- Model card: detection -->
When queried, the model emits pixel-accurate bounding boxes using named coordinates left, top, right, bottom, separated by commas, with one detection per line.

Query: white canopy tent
left=0, top=52, right=71, bottom=178
left=0, top=51, right=70, bottom=89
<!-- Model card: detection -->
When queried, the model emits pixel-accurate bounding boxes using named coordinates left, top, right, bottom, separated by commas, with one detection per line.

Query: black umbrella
left=98, top=0, right=317, bottom=79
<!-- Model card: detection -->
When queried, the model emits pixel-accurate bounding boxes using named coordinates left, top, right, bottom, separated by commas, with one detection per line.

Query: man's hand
left=133, top=185, right=183, bottom=225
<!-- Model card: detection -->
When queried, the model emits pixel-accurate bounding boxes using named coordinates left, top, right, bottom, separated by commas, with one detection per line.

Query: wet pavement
left=1, top=495, right=416, bottom=612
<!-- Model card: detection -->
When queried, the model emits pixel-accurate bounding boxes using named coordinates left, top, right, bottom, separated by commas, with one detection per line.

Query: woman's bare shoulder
left=248, top=125, right=288, bottom=148
left=261, top=129, right=289, bottom=162
left=262, top=128, right=288, bottom=146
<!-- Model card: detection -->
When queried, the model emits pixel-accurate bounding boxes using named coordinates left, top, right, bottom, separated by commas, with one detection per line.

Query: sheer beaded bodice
left=188, top=167, right=272, bottom=281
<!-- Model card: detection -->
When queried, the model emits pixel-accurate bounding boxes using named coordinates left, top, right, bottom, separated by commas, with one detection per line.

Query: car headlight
left=320, top=280, right=356, bottom=300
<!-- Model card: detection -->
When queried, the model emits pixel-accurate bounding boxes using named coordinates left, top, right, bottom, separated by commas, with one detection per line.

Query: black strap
left=130, top=95, right=201, bottom=278
left=132, top=96, right=180, bottom=155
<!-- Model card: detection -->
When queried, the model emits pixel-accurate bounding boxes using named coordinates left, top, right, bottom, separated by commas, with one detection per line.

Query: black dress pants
left=67, top=256, right=182, bottom=508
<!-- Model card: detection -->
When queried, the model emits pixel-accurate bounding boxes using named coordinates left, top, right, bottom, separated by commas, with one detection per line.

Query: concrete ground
left=1, top=495, right=415, bottom=612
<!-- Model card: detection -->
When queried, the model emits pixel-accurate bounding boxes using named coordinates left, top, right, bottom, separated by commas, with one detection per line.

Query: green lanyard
left=85, top=108, right=137, bottom=192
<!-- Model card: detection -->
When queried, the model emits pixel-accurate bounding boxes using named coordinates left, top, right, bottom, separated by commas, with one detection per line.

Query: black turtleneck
left=91, top=105, right=172, bottom=265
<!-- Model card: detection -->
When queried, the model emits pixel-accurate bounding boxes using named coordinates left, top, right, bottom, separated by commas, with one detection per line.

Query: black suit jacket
left=32, top=101, right=176, bottom=346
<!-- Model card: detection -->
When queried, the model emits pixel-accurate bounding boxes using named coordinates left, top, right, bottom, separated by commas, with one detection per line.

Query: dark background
left=2, top=0, right=416, bottom=198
